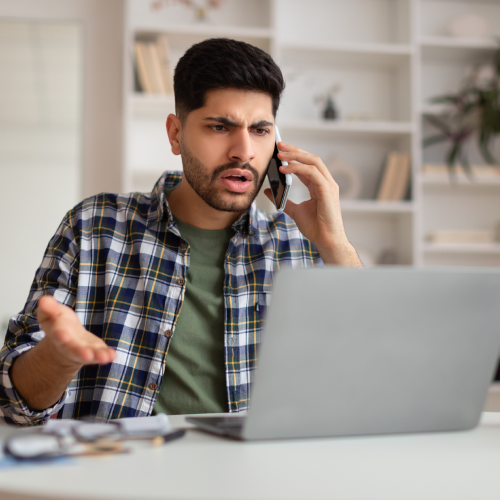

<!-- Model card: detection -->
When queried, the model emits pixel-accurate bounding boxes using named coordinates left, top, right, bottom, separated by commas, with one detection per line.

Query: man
left=0, top=38, right=361, bottom=425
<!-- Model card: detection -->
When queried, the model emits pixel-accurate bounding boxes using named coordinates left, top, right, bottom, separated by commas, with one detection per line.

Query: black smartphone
left=267, top=125, right=292, bottom=212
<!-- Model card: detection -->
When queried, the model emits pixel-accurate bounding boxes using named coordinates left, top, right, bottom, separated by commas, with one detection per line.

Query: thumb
left=37, top=295, right=63, bottom=325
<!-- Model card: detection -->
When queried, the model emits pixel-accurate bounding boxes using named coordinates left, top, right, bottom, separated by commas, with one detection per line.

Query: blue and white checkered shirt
left=0, top=171, right=323, bottom=425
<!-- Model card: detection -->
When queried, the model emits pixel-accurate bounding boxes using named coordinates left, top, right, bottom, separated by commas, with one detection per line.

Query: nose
left=228, top=128, right=255, bottom=165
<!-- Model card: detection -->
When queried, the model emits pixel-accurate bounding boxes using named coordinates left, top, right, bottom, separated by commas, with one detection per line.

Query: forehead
left=195, top=88, right=274, bottom=121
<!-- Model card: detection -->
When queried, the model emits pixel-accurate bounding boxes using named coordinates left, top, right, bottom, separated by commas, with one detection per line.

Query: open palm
left=37, top=296, right=116, bottom=370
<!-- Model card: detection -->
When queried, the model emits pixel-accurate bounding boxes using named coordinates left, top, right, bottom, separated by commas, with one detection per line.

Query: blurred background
left=0, top=0, right=500, bottom=335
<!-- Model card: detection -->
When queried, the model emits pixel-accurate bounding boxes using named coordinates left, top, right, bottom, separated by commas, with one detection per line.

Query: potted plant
left=423, top=43, right=500, bottom=178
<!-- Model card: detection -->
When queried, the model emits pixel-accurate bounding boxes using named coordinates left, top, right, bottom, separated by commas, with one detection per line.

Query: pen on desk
left=151, top=429, right=186, bottom=446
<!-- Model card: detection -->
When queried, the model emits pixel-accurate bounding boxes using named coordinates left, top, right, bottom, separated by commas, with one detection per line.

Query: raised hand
left=264, top=141, right=362, bottom=267
left=36, top=296, right=116, bottom=369
left=10, top=296, right=115, bottom=412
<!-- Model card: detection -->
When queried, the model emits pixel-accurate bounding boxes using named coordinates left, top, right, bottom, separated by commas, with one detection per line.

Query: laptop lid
left=243, top=267, right=500, bottom=440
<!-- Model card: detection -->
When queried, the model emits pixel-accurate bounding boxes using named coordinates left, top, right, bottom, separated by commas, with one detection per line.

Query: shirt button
left=148, top=383, right=158, bottom=391
left=177, top=278, right=185, bottom=286
left=164, top=329, right=173, bottom=338
left=180, top=242, right=187, bottom=251
left=241, top=233, right=248, bottom=239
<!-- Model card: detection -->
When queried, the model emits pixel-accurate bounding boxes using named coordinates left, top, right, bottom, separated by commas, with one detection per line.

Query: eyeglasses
left=4, top=414, right=185, bottom=460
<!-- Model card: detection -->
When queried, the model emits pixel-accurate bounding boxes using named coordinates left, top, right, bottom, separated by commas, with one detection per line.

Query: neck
left=168, top=175, right=243, bottom=230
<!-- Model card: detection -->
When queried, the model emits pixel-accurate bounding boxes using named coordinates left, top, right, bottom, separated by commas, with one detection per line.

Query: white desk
left=0, top=412, right=500, bottom=500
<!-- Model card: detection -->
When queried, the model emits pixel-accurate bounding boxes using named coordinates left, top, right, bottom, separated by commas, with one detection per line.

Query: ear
left=166, top=114, right=182, bottom=155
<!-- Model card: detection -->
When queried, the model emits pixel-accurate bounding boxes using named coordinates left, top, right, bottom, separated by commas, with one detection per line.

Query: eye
left=253, top=128, right=270, bottom=136
left=210, top=125, right=228, bottom=132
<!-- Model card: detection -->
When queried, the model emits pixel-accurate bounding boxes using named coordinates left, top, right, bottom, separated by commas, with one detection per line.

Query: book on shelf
left=134, top=36, right=174, bottom=95
left=134, top=41, right=153, bottom=94
left=156, top=35, right=174, bottom=94
left=376, top=152, right=411, bottom=201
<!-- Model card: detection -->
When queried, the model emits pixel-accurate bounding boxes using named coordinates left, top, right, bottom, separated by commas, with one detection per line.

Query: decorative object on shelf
left=134, top=36, right=174, bottom=95
left=376, top=152, right=411, bottom=201
left=151, top=0, right=224, bottom=23
left=314, top=84, right=341, bottom=121
left=426, top=230, right=494, bottom=244
left=326, top=156, right=361, bottom=199
left=423, top=43, right=500, bottom=178
left=377, top=249, right=398, bottom=265
left=447, top=13, right=491, bottom=39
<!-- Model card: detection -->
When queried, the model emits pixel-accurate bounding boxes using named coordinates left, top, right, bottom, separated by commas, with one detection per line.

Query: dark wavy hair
left=174, top=38, right=285, bottom=122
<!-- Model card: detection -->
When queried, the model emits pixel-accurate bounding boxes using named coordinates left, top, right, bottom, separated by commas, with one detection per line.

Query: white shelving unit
left=123, top=0, right=500, bottom=268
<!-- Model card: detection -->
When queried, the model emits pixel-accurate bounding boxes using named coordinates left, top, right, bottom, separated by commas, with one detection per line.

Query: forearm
left=316, top=238, right=363, bottom=267
left=10, top=338, right=80, bottom=412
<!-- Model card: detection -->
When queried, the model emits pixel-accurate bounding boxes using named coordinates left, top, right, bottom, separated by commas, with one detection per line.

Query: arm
left=0, top=213, right=114, bottom=424
left=10, top=296, right=115, bottom=412
left=265, top=141, right=363, bottom=267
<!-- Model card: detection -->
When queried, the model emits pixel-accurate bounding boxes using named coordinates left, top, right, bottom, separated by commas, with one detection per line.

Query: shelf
left=420, top=36, right=498, bottom=62
left=340, top=200, right=413, bottom=214
left=280, top=41, right=412, bottom=68
left=279, top=119, right=413, bottom=137
left=420, top=175, right=500, bottom=187
left=423, top=243, right=500, bottom=255
left=420, top=36, right=498, bottom=50
left=134, top=24, right=272, bottom=40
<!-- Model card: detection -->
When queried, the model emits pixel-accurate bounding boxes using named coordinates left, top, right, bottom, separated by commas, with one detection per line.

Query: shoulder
left=68, top=191, right=151, bottom=227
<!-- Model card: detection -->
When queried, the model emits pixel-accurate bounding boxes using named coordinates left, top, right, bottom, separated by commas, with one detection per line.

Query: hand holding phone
left=266, top=125, right=292, bottom=212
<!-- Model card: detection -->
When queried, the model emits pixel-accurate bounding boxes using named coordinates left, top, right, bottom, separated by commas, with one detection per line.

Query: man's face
left=179, top=88, right=275, bottom=213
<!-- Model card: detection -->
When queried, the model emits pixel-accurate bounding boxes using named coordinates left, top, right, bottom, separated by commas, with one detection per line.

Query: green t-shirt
left=153, top=191, right=234, bottom=415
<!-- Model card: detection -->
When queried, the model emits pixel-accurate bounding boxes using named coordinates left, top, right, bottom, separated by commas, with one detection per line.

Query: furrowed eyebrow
left=251, top=119, right=274, bottom=128
left=203, top=116, right=274, bottom=129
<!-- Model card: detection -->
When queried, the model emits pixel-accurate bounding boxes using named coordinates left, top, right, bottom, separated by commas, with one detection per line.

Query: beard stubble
left=180, top=139, right=267, bottom=213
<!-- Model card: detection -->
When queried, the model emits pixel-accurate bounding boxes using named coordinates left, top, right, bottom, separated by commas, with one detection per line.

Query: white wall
left=0, top=0, right=124, bottom=334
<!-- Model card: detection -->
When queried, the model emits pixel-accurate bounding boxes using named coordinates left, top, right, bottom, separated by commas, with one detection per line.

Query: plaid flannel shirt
left=0, top=171, right=323, bottom=425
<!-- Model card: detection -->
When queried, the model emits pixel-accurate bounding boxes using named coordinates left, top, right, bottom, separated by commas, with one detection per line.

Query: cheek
left=186, top=131, right=227, bottom=167
left=254, top=144, right=273, bottom=175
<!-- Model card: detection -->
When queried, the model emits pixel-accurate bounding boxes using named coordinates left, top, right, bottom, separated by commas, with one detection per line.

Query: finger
left=263, top=188, right=273, bottom=202
left=94, top=346, right=115, bottom=365
left=280, top=162, right=329, bottom=191
left=277, top=141, right=307, bottom=154
left=66, top=343, right=95, bottom=364
left=278, top=148, right=332, bottom=180
left=37, top=296, right=63, bottom=324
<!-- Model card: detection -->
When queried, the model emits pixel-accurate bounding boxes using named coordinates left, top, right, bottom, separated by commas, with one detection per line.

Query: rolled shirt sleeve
left=0, top=212, right=79, bottom=426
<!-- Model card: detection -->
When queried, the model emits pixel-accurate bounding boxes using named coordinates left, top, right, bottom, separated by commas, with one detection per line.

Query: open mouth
left=224, top=175, right=248, bottom=183
left=220, top=170, right=254, bottom=193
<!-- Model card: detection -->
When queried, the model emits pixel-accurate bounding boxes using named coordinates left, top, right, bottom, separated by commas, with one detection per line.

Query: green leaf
left=424, top=115, right=451, bottom=134
left=428, top=95, right=457, bottom=104
left=446, top=142, right=460, bottom=170
left=460, top=152, right=473, bottom=181
left=478, top=130, right=497, bottom=164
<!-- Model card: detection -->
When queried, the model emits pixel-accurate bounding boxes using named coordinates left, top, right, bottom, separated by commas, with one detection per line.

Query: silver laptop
left=187, top=267, right=500, bottom=440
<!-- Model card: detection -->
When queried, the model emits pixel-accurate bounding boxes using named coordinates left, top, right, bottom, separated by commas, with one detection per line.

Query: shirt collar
left=147, top=171, right=260, bottom=236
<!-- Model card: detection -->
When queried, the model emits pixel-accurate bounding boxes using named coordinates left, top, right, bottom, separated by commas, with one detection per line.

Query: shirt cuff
left=0, top=343, right=67, bottom=426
